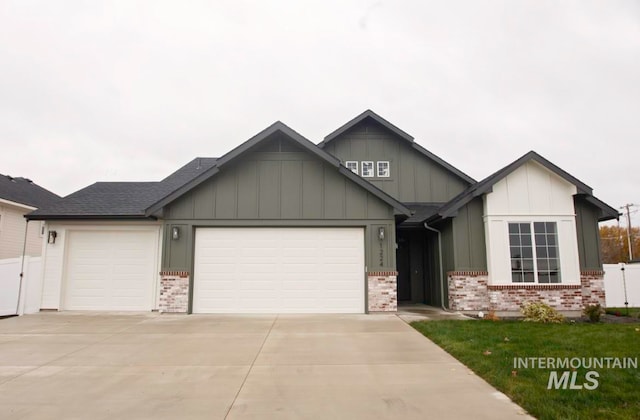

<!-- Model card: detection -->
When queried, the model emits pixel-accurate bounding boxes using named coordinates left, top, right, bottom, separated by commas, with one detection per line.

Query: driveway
left=0, top=313, right=529, bottom=419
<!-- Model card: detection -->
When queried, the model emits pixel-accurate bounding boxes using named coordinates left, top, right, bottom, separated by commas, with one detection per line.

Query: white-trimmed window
left=509, top=222, right=561, bottom=283
left=361, top=161, right=374, bottom=177
left=377, top=161, right=390, bottom=177
left=346, top=161, right=358, bottom=175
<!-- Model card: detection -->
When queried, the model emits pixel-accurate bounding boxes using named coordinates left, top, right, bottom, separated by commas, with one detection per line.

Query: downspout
left=423, top=221, right=452, bottom=311
left=16, top=219, right=29, bottom=316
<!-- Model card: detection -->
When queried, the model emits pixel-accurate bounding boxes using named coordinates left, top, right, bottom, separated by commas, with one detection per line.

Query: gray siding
left=161, top=136, right=397, bottom=273
left=323, top=120, right=469, bottom=203
left=575, top=197, right=603, bottom=270
left=451, top=197, right=487, bottom=271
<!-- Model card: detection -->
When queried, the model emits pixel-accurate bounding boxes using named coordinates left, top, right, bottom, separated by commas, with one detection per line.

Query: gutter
left=423, top=221, right=453, bottom=312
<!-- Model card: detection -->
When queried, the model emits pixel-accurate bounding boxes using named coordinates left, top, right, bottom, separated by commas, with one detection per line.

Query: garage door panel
left=64, top=230, right=157, bottom=311
left=194, top=228, right=364, bottom=313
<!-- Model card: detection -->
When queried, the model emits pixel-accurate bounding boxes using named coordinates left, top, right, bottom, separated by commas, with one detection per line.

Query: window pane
left=520, top=223, right=531, bottom=234
left=538, top=272, right=550, bottom=283
left=549, top=273, right=561, bottom=283
left=508, top=223, right=519, bottom=234
left=521, top=235, right=532, bottom=246
left=535, top=234, right=546, bottom=245
left=547, top=235, right=556, bottom=245
left=522, top=247, right=533, bottom=258
left=523, top=259, right=534, bottom=270
left=509, top=235, right=521, bottom=246
left=523, top=272, right=535, bottom=282
left=548, top=247, right=557, bottom=258
left=546, top=222, right=556, bottom=233
left=534, top=222, right=545, bottom=233
left=538, top=260, right=548, bottom=270
left=536, top=246, right=547, bottom=258
left=548, top=259, right=559, bottom=271
left=510, top=246, right=521, bottom=258
left=512, top=272, right=522, bottom=282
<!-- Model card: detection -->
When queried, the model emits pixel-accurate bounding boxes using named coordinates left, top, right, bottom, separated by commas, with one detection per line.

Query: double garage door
left=193, top=228, right=365, bottom=313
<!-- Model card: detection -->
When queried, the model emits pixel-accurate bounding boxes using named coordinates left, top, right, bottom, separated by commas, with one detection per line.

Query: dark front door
left=396, top=230, right=426, bottom=303
left=397, top=235, right=411, bottom=301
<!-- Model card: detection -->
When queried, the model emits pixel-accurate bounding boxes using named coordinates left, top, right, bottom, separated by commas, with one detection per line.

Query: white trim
left=0, top=198, right=37, bottom=211
left=345, top=161, right=359, bottom=175
left=377, top=161, right=390, bottom=177
left=361, top=161, right=374, bottom=177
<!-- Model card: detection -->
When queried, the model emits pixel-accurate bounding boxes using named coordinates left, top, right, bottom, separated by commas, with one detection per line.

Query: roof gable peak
left=320, top=109, right=414, bottom=145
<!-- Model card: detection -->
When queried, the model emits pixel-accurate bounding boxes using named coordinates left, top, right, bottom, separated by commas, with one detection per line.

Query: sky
left=1, top=0, right=639, bottom=219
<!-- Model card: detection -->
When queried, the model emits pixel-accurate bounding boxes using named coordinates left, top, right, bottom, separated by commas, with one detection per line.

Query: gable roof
left=0, top=174, right=61, bottom=209
left=318, top=110, right=476, bottom=185
left=27, top=158, right=217, bottom=220
left=145, top=121, right=412, bottom=217
left=426, top=151, right=619, bottom=223
left=29, top=123, right=411, bottom=220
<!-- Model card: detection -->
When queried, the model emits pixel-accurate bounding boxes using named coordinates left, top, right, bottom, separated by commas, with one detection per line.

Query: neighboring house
left=27, top=110, right=618, bottom=314
left=0, top=175, right=60, bottom=259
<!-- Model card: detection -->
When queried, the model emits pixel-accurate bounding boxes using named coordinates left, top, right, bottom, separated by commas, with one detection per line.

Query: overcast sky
left=1, top=1, right=639, bottom=216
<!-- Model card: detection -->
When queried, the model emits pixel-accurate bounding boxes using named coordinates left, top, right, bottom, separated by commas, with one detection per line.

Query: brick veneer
left=581, top=270, right=606, bottom=307
left=447, top=270, right=607, bottom=312
left=368, top=271, right=397, bottom=312
left=159, top=271, right=189, bottom=313
left=448, top=272, right=489, bottom=311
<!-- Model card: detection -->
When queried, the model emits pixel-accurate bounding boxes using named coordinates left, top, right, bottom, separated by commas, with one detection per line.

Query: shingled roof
left=0, top=174, right=61, bottom=209
left=27, top=158, right=217, bottom=220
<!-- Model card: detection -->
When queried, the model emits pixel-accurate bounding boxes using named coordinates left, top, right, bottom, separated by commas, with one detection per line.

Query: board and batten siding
left=162, top=142, right=398, bottom=274
left=322, top=120, right=469, bottom=203
left=483, top=161, right=581, bottom=285
left=574, top=196, right=604, bottom=270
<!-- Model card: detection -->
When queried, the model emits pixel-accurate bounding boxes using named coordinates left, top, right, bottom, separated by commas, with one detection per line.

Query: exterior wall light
left=47, top=231, right=57, bottom=244
left=378, top=227, right=385, bottom=241
left=172, top=226, right=180, bottom=241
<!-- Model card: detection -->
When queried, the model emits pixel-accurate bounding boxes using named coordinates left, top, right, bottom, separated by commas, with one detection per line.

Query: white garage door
left=63, top=230, right=158, bottom=311
left=193, top=228, right=365, bottom=313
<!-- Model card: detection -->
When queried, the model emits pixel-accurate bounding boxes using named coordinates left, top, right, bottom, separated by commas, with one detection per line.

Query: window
left=361, top=161, right=374, bottom=177
left=509, top=222, right=560, bottom=283
left=377, top=161, right=390, bottom=177
left=40, top=221, right=46, bottom=238
left=346, top=161, right=358, bottom=174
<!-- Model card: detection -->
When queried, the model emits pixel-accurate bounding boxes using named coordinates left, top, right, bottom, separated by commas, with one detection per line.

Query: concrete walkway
left=0, top=312, right=530, bottom=419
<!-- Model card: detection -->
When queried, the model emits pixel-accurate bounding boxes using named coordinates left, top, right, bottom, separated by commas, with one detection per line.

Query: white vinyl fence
left=0, top=257, right=42, bottom=316
left=603, top=263, right=640, bottom=308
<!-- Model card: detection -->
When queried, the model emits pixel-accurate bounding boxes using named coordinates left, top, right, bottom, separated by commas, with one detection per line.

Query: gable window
left=361, top=161, right=374, bottom=177
left=377, top=161, right=390, bottom=177
left=509, top=222, right=561, bottom=283
left=346, top=161, right=358, bottom=175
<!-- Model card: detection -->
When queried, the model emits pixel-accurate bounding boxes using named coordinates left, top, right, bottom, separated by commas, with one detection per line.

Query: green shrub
left=521, top=301, right=564, bottom=323
left=583, top=304, right=603, bottom=322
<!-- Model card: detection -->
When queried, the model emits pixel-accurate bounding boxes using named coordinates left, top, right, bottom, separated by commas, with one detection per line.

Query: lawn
left=605, top=307, right=640, bottom=318
left=411, top=320, right=640, bottom=420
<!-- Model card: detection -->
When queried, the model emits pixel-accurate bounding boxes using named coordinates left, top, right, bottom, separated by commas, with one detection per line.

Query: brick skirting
left=448, top=271, right=607, bottom=312
left=368, top=272, right=397, bottom=312
left=159, top=272, right=190, bottom=313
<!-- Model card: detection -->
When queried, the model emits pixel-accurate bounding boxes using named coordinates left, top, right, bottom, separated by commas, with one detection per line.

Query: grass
left=411, top=320, right=640, bottom=420
left=605, top=307, right=640, bottom=318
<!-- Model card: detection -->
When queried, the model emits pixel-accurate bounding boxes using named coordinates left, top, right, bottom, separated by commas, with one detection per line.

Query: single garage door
left=63, top=230, right=158, bottom=311
left=193, top=228, right=365, bottom=313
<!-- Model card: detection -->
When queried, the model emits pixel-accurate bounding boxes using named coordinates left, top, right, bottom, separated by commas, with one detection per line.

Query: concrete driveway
left=0, top=312, right=529, bottom=419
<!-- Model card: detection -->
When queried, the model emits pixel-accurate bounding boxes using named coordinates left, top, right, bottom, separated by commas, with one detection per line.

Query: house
left=27, top=110, right=618, bottom=314
left=0, top=175, right=60, bottom=259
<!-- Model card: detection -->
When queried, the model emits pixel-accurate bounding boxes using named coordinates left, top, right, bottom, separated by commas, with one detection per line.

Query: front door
left=396, top=230, right=426, bottom=303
